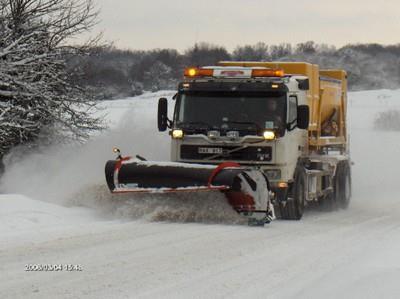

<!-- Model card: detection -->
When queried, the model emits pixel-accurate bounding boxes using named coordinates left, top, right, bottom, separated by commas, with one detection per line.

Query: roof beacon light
left=184, top=67, right=214, bottom=77
left=184, top=67, right=283, bottom=78
left=252, top=69, right=284, bottom=77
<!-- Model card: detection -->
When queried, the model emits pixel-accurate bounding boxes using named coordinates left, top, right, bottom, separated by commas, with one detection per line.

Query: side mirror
left=158, top=98, right=168, bottom=131
left=297, top=105, right=309, bottom=130
left=296, top=78, right=310, bottom=91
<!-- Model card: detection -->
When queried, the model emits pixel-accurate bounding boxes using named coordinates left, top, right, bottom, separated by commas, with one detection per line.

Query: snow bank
left=0, top=194, right=102, bottom=248
left=348, top=89, right=400, bottom=130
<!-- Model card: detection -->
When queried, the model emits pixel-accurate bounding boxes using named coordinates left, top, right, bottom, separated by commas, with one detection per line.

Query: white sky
left=81, top=0, right=400, bottom=51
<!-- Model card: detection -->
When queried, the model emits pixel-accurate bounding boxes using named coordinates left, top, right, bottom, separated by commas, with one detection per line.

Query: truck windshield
left=175, top=91, right=287, bottom=135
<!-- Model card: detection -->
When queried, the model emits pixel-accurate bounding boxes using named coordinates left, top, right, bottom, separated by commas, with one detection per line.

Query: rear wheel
left=336, top=161, right=351, bottom=209
left=280, top=169, right=306, bottom=220
left=319, top=160, right=351, bottom=210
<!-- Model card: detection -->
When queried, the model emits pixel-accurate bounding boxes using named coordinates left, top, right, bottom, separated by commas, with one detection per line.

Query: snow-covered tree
left=0, top=0, right=102, bottom=157
left=144, top=61, right=175, bottom=91
left=233, top=42, right=269, bottom=61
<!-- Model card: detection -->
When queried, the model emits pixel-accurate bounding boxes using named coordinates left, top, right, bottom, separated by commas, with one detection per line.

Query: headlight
left=172, top=129, right=184, bottom=139
left=263, top=130, right=275, bottom=140
left=264, top=169, right=281, bottom=180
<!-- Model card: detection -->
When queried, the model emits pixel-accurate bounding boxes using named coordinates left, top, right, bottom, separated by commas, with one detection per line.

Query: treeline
left=70, top=41, right=400, bottom=99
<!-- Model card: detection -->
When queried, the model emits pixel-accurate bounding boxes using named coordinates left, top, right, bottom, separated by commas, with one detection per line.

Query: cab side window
left=288, top=96, right=298, bottom=128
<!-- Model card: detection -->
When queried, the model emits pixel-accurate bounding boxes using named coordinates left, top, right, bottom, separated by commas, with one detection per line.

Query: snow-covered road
left=1, top=90, right=400, bottom=299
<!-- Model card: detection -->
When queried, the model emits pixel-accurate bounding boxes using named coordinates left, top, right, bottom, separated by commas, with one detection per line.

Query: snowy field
left=1, top=90, right=400, bottom=299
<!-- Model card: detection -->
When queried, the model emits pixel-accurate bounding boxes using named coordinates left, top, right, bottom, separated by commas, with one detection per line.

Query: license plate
left=198, top=147, right=223, bottom=154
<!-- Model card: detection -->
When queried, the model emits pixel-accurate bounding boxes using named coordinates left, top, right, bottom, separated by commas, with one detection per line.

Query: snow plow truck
left=105, top=61, right=351, bottom=225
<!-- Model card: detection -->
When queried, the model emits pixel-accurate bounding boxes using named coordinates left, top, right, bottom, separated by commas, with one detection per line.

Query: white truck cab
left=158, top=62, right=351, bottom=220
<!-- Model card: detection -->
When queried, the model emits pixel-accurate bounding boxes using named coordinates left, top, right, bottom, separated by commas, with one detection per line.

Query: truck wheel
left=336, top=161, right=351, bottom=209
left=280, top=170, right=306, bottom=220
left=318, top=161, right=351, bottom=211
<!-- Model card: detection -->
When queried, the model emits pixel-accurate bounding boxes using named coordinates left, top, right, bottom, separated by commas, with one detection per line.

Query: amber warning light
left=251, top=69, right=284, bottom=77
left=184, top=67, right=213, bottom=77
left=184, top=67, right=284, bottom=78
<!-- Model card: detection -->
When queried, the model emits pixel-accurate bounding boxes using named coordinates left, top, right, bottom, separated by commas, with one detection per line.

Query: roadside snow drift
left=1, top=89, right=400, bottom=299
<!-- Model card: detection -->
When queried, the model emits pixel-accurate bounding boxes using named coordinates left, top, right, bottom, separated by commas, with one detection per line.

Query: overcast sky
left=83, top=0, right=400, bottom=51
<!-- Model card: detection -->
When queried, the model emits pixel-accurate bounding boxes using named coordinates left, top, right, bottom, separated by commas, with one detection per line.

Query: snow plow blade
left=105, top=159, right=273, bottom=224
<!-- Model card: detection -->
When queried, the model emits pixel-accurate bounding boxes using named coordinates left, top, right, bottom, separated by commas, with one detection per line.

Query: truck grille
left=180, top=145, right=272, bottom=162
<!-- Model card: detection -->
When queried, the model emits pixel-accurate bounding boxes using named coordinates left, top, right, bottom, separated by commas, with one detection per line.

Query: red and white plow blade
left=105, top=159, right=274, bottom=224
